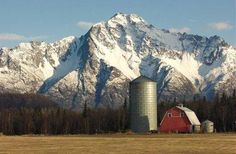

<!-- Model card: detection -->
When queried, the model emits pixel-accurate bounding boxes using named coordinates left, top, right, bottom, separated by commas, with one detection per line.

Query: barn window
left=168, top=113, right=172, bottom=117
left=181, top=112, right=184, bottom=117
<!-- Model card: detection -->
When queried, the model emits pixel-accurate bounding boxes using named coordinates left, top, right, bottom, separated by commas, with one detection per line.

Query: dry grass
left=0, top=133, right=235, bottom=154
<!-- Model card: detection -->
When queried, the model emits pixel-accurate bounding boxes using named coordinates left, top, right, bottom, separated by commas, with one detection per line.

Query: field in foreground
left=0, top=133, right=235, bottom=154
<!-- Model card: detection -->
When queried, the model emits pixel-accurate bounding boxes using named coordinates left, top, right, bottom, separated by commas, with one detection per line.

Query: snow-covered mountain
left=0, top=13, right=236, bottom=109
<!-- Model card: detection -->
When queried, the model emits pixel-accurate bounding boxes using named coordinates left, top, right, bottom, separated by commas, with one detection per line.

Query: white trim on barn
left=176, top=106, right=200, bottom=125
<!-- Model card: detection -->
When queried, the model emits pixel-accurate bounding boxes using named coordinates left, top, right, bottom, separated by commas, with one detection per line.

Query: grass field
left=0, top=133, right=235, bottom=154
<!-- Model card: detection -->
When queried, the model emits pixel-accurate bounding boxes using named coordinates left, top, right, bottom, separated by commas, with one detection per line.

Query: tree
left=82, top=102, right=89, bottom=134
left=233, top=89, right=236, bottom=99
left=82, top=102, right=87, bottom=118
left=121, top=98, right=128, bottom=131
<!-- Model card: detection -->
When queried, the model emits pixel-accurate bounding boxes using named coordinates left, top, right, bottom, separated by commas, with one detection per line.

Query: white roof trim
left=176, top=106, right=200, bottom=125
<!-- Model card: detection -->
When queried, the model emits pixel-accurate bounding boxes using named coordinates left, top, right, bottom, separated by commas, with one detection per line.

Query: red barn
left=160, top=104, right=200, bottom=133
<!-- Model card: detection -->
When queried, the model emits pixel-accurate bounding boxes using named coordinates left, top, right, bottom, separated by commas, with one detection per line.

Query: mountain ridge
left=0, top=13, right=235, bottom=109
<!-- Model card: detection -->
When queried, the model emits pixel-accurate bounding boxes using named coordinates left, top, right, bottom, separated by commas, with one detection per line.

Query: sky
left=0, top=0, right=235, bottom=48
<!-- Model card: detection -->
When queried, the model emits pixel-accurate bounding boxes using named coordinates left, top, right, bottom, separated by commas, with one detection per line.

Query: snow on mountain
left=0, top=13, right=235, bottom=109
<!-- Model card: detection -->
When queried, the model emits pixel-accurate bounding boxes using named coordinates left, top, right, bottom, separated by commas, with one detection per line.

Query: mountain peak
left=53, top=36, right=76, bottom=44
left=109, top=13, right=146, bottom=25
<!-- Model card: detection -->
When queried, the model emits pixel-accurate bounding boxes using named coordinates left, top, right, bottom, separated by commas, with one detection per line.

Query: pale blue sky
left=0, top=0, right=235, bottom=47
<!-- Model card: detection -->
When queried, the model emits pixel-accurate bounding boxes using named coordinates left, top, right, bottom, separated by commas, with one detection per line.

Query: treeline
left=0, top=91, right=235, bottom=135
left=0, top=93, right=128, bottom=135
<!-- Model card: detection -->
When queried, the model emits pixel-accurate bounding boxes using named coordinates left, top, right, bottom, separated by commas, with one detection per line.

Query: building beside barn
left=201, top=120, right=214, bottom=133
left=160, top=104, right=200, bottom=133
left=129, top=75, right=157, bottom=133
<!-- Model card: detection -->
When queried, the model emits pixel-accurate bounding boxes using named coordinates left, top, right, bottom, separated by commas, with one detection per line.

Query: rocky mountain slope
left=0, top=13, right=235, bottom=109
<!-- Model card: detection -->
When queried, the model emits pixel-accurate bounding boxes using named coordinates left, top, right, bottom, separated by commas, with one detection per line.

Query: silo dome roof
left=131, top=75, right=156, bottom=83
left=202, top=120, right=214, bottom=124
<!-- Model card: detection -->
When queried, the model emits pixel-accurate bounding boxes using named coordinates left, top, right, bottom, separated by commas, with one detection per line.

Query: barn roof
left=176, top=106, right=200, bottom=125
left=130, top=75, right=156, bottom=83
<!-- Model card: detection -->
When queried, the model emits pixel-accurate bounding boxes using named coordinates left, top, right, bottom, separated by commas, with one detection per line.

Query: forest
left=0, top=91, right=235, bottom=135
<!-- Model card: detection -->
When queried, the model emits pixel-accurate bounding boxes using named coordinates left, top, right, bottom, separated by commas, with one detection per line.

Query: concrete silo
left=201, top=120, right=214, bottom=133
left=129, top=75, right=157, bottom=133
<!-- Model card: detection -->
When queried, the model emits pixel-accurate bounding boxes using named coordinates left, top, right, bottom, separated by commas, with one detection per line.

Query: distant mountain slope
left=0, top=13, right=235, bottom=109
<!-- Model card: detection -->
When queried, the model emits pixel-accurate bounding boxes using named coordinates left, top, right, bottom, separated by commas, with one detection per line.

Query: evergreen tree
left=82, top=102, right=89, bottom=133
left=82, top=102, right=87, bottom=118
left=233, top=89, right=236, bottom=99
left=122, top=98, right=128, bottom=131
